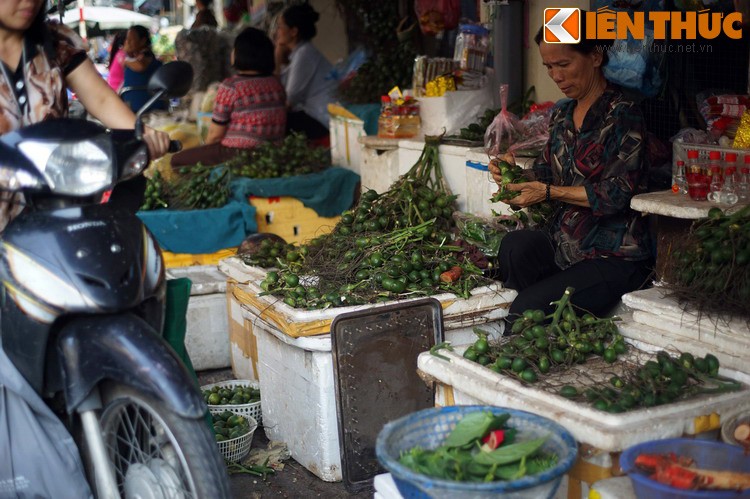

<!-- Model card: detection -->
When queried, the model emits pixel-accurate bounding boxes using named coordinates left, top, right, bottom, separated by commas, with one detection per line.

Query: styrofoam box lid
left=220, top=256, right=516, bottom=324
left=622, top=287, right=749, bottom=338
left=166, top=265, right=227, bottom=296
left=418, top=337, right=750, bottom=452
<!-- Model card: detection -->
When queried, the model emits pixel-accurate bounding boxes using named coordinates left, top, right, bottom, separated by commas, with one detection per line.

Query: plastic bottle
left=737, top=155, right=750, bottom=203
left=672, top=160, right=687, bottom=195
left=377, top=96, right=394, bottom=138
left=720, top=152, right=738, bottom=205
left=707, top=151, right=723, bottom=204
left=685, top=149, right=708, bottom=201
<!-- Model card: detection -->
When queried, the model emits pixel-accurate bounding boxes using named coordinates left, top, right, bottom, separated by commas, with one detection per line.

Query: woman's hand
left=504, top=181, right=547, bottom=208
left=143, top=126, right=170, bottom=159
left=488, top=152, right=516, bottom=187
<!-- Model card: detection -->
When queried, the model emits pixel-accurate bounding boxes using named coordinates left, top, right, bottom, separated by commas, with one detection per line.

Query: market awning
left=59, top=6, right=154, bottom=32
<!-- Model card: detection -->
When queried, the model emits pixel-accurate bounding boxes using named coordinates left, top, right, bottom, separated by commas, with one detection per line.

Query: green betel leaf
left=443, top=412, right=495, bottom=448
left=473, top=436, right=548, bottom=466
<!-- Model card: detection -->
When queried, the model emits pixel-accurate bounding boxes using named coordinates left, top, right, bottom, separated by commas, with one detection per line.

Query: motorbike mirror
left=147, top=61, right=194, bottom=99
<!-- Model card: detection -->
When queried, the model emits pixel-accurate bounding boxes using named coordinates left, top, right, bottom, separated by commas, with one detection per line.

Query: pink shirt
left=107, top=50, right=125, bottom=91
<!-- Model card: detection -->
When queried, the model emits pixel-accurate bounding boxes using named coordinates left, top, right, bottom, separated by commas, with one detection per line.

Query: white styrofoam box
left=329, top=114, right=365, bottom=174
left=463, top=151, right=538, bottom=218
left=166, top=264, right=227, bottom=295
left=630, top=190, right=719, bottom=220
left=621, top=287, right=750, bottom=373
left=252, top=318, right=341, bottom=481
left=398, top=139, right=472, bottom=212
left=248, top=309, right=506, bottom=483
left=183, top=293, right=230, bottom=370
left=359, top=138, right=401, bottom=194
left=226, top=283, right=258, bottom=381
left=218, top=256, right=516, bottom=337
left=419, top=86, right=494, bottom=136
left=166, top=265, right=230, bottom=370
left=417, top=339, right=750, bottom=453
left=590, top=477, right=636, bottom=499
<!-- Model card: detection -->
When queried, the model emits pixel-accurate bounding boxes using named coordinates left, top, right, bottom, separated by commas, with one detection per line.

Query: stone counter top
left=631, top=190, right=748, bottom=219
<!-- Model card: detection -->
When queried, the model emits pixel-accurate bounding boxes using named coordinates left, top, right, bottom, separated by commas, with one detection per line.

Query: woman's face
left=124, top=29, right=146, bottom=54
left=0, top=0, right=43, bottom=33
left=539, top=42, right=603, bottom=101
left=274, top=16, right=297, bottom=47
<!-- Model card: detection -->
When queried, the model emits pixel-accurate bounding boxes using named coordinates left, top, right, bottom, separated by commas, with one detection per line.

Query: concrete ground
left=198, top=368, right=372, bottom=499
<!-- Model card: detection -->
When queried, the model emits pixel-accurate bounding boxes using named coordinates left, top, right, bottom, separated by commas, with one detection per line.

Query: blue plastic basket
left=375, top=405, right=578, bottom=499
left=621, top=438, right=750, bottom=499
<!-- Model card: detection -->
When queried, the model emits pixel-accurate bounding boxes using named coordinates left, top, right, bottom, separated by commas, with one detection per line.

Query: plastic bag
left=0, top=346, right=93, bottom=498
left=484, top=84, right=524, bottom=158
left=604, top=28, right=664, bottom=98
left=508, top=101, right=555, bottom=156
left=415, top=0, right=460, bottom=35
left=453, top=211, right=522, bottom=258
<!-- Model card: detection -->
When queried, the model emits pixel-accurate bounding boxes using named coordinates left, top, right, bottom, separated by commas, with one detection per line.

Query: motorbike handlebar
left=168, top=140, right=182, bottom=153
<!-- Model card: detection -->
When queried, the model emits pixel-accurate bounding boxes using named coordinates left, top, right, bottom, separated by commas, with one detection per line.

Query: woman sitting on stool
left=171, top=27, right=286, bottom=168
left=490, top=14, right=653, bottom=321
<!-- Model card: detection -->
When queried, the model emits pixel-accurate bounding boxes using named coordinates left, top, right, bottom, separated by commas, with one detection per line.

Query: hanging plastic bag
left=604, top=28, right=664, bottom=98
left=0, top=346, right=93, bottom=498
left=484, top=84, right=524, bottom=158
left=508, top=101, right=555, bottom=157
left=415, top=0, right=460, bottom=35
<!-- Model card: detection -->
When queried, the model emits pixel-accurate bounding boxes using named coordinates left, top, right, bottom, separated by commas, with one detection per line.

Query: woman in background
left=171, top=27, right=286, bottom=167
left=273, top=2, right=335, bottom=140
left=191, top=0, right=218, bottom=29
left=106, top=30, right=126, bottom=92
left=121, top=25, right=165, bottom=112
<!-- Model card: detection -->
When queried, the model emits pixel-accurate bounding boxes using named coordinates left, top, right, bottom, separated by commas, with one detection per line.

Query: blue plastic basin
left=375, top=405, right=578, bottom=499
left=621, top=438, right=750, bottom=499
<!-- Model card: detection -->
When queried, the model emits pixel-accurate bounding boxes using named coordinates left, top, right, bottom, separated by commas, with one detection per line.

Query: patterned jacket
left=532, top=85, right=652, bottom=269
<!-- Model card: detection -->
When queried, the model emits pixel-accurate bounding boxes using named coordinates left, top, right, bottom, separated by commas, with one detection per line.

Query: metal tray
left=331, top=298, right=444, bottom=493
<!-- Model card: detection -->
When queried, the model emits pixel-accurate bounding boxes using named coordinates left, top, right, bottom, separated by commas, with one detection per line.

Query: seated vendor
left=171, top=27, right=286, bottom=168
left=489, top=14, right=653, bottom=321
left=273, top=3, right=335, bottom=141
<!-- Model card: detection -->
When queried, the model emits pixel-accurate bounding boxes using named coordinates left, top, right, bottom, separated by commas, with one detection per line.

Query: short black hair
left=233, top=27, right=275, bottom=73
left=129, top=25, right=152, bottom=48
left=534, top=10, right=614, bottom=67
left=282, top=3, right=319, bottom=41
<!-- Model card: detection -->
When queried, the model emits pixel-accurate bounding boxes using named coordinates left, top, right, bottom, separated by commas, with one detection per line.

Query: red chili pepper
left=481, top=430, right=505, bottom=450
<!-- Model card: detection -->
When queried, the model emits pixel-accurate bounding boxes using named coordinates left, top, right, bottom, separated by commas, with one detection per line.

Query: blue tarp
left=346, top=104, right=381, bottom=136
left=137, top=201, right=257, bottom=254
left=229, top=167, right=360, bottom=218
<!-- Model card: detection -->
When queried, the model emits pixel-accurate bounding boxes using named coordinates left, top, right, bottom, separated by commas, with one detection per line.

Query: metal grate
left=331, top=298, right=443, bottom=493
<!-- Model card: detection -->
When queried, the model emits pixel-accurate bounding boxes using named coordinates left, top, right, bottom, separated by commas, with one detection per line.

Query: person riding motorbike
left=0, top=0, right=169, bottom=228
left=0, top=3, right=231, bottom=497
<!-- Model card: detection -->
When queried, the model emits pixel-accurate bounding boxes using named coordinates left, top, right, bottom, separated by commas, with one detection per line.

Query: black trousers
left=498, top=230, right=653, bottom=320
left=287, top=110, right=329, bottom=140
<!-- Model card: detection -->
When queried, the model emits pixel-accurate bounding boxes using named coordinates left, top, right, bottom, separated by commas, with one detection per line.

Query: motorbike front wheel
left=94, top=383, right=231, bottom=499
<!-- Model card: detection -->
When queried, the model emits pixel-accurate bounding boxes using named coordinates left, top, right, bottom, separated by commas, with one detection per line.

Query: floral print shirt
left=0, top=23, right=87, bottom=133
left=0, top=23, right=87, bottom=231
left=532, top=85, right=652, bottom=269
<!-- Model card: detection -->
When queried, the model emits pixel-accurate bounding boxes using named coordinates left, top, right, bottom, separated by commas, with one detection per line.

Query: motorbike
left=0, top=61, right=231, bottom=498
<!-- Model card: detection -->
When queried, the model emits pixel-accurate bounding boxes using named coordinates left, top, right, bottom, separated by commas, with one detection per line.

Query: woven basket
left=216, top=414, right=257, bottom=463
left=202, top=379, right=262, bottom=425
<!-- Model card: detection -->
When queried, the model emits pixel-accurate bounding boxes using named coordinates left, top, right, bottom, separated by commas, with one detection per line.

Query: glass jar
left=453, top=24, right=490, bottom=72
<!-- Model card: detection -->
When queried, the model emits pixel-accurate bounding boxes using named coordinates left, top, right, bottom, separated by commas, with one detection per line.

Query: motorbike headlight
left=121, top=144, right=149, bottom=180
left=18, top=136, right=114, bottom=196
